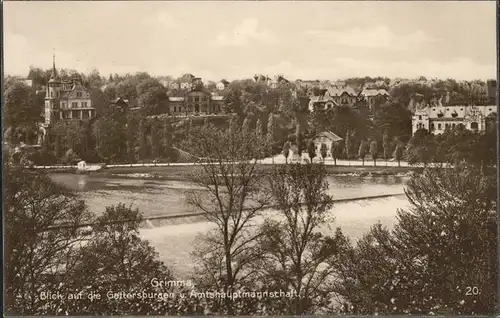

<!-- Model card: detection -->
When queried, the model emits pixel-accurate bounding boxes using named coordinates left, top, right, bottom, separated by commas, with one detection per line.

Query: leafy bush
left=334, top=165, right=497, bottom=315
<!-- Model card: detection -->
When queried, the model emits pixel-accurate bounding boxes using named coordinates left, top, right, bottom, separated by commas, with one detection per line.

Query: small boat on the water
left=77, top=161, right=105, bottom=173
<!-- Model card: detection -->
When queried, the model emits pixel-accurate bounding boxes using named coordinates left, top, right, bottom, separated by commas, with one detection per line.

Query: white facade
left=44, top=56, right=95, bottom=127
left=412, top=105, right=496, bottom=135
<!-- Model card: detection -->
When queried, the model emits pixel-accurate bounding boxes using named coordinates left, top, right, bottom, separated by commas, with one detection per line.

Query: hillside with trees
left=5, top=68, right=496, bottom=166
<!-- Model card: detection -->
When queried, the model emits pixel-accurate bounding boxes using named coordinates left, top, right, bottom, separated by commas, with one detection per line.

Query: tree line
left=4, top=68, right=496, bottom=167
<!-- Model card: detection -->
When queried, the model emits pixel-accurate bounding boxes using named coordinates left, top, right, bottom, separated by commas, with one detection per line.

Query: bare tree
left=186, top=124, right=272, bottom=314
left=253, top=163, right=346, bottom=314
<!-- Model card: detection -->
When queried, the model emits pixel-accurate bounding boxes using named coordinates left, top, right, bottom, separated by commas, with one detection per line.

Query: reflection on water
left=50, top=173, right=408, bottom=218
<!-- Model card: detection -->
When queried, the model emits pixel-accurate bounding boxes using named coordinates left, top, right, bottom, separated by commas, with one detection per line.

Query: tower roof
left=48, top=52, right=60, bottom=83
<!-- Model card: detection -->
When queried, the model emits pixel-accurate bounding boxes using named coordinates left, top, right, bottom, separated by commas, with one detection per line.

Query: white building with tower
left=43, top=55, right=96, bottom=129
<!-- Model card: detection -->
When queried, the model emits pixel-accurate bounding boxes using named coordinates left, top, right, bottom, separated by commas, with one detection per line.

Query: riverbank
left=91, top=164, right=420, bottom=181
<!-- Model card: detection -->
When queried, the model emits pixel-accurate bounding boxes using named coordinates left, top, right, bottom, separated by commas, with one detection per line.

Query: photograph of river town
left=3, top=1, right=498, bottom=316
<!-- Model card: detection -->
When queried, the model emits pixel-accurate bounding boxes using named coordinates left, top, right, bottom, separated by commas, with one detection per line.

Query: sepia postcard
left=2, top=1, right=499, bottom=316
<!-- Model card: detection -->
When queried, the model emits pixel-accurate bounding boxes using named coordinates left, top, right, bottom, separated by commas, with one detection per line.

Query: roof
left=309, top=95, right=338, bottom=105
left=360, top=88, right=390, bottom=97
left=113, top=97, right=129, bottom=105
left=180, top=73, right=196, bottom=80
left=313, top=131, right=343, bottom=142
left=169, top=97, right=185, bottom=102
left=48, top=78, right=60, bottom=84
left=211, top=96, right=224, bottom=101
left=327, top=85, right=357, bottom=97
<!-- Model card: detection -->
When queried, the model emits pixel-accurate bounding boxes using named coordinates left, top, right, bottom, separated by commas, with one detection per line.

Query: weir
left=45, top=193, right=406, bottom=232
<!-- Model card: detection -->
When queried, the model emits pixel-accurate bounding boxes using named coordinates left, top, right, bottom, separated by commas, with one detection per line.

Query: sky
left=4, top=1, right=498, bottom=82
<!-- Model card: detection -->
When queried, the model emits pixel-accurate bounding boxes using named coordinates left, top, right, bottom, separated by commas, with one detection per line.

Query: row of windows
left=63, top=110, right=92, bottom=119
left=428, top=122, right=478, bottom=130
left=431, top=107, right=494, bottom=112
left=189, top=96, right=208, bottom=102
left=54, top=110, right=95, bottom=120
left=59, top=101, right=89, bottom=108
left=171, top=105, right=222, bottom=113
left=49, top=91, right=84, bottom=98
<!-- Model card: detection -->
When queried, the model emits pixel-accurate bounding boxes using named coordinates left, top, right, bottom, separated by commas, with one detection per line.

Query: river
left=50, top=173, right=411, bottom=278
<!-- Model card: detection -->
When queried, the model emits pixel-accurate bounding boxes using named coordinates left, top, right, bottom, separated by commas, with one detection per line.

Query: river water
left=50, top=173, right=411, bottom=278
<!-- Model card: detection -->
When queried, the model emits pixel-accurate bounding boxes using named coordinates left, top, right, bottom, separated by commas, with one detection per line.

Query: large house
left=170, top=73, right=200, bottom=91
left=412, top=104, right=496, bottom=135
left=308, top=85, right=358, bottom=111
left=43, top=56, right=95, bottom=128
left=168, top=89, right=226, bottom=117
left=358, top=88, right=390, bottom=109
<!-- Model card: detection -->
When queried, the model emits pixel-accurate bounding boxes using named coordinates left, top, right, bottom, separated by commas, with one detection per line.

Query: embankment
left=91, top=164, right=420, bottom=181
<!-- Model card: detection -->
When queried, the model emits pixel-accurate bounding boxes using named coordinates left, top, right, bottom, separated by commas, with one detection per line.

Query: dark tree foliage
left=4, top=166, right=93, bottom=314
left=330, top=140, right=343, bottom=165
left=369, top=140, right=378, bottom=166
left=282, top=141, right=291, bottom=163
left=373, top=102, right=413, bottom=144
left=307, top=139, right=316, bottom=161
left=320, top=143, right=328, bottom=161
left=334, top=166, right=497, bottom=315
left=4, top=79, right=42, bottom=143
left=92, top=111, right=127, bottom=163
left=62, top=204, right=185, bottom=315
left=358, top=140, right=368, bottom=165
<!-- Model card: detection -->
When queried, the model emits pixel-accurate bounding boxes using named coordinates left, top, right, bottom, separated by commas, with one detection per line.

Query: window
left=72, top=102, right=78, bottom=108
left=77, top=92, right=82, bottom=98
left=51, top=92, right=54, bottom=98
left=72, top=110, right=78, bottom=118
left=82, top=102, right=87, bottom=107
left=62, top=102, right=66, bottom=108
left=173, top=106, right=177, bottom=113
left=419, top=115, right=422, bottom=120
left=471, top=122, right=479, bottom=130
left=438, top=123, right=442, bottom=129
left=194, top=97, right=199, bottom=102
left=431, top=123, right=435, bottom=130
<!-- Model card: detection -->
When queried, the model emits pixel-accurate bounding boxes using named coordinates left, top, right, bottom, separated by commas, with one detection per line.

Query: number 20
left=466, top=286, right=480, bottom=295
